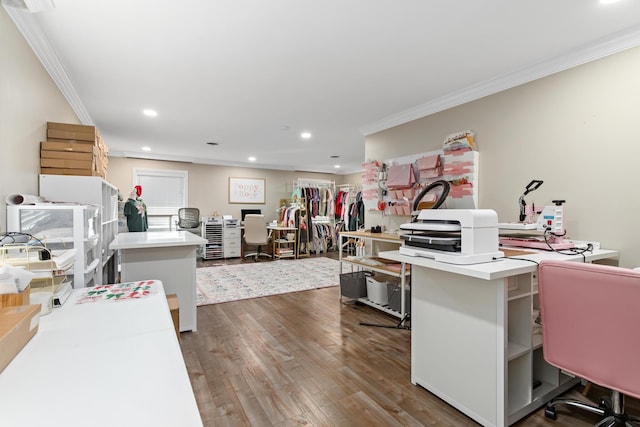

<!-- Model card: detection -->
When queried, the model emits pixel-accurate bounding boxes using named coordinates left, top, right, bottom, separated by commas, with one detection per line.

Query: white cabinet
left=39, top=174, right=119, bottom=285
left=223, top=227, right=241, bottom=258
left=7, top=204, right=100, bottom=288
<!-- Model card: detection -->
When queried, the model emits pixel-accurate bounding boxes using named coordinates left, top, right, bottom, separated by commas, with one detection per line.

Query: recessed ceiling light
left=141, top=146, right=151, bottom=152
left=301, top=132, right=312, bottom=139
left=334, top=165, right=341, bottom=169
left=143, top=109, right=157, bottom=117
left=206, top=141, right=220, bottom=146
left=248, top=156, right=256, bottom=162
left=330, top=155, right=340, bottom=159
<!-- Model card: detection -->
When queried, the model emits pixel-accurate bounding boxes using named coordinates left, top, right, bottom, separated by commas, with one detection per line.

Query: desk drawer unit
left=223, top=228, right=241, bottom=258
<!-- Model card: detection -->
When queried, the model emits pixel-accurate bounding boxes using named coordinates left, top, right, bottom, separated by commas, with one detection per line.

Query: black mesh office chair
left=176, top=208, right=201, bottom=234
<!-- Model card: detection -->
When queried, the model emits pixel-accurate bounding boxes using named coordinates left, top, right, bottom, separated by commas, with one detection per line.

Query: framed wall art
left=228, top=177, right=266, bottom=204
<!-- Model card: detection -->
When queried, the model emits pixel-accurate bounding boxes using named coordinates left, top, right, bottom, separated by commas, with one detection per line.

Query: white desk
left=379, top=247, right=619, bottom=427
left=0, top=281, right=202, bottom=426
left=110, top=231, right=206, bottom=332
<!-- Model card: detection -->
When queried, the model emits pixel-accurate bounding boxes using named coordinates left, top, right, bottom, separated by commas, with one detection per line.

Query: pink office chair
left=538, top=260, right=640, bottom=426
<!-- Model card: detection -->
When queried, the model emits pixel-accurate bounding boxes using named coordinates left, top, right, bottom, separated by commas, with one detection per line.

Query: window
left=133, top=169, right=188, bottom=231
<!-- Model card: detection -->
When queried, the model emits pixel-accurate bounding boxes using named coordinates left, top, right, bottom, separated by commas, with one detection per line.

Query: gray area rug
left=196, top=257, right=340, bottom=306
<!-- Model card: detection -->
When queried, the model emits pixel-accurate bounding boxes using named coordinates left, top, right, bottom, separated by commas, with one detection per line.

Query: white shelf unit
left=0, top=244, right=76, bottom=304
left=379, top=249, right=618, bottom=427
left=223, top=226, right=241, bottom=258
left=271, top=228, right=297, bottom=259
left=202, top=218, right=223, bottom=260
left=38, top=174, right=119, bottom=285
left=7, top=204, right=100, bottom=288
left=338, top=231, right=410, bottom=318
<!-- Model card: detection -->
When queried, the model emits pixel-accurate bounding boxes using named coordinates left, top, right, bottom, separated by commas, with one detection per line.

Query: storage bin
left=339, top=271, right=369, bottom=299
left=0, top=285, right=30, bottom=309
left=366, top=276, right=389, bottom=305
left=0, top=305, right=40, bottom=374
left=387, top=283, right=411, bottom=314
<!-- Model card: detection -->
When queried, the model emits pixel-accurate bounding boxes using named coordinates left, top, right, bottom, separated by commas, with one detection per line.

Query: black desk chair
left=176, top=208, right=201, bottom=235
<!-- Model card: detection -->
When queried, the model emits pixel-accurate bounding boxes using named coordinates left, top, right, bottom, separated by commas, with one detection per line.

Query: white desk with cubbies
left=338, top=230, right=411, bottom=318
left=379, top=247, right=619, bottom=427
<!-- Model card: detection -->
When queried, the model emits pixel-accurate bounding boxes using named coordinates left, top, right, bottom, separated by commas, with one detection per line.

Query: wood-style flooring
left=181, top=254, right=639, bottom=426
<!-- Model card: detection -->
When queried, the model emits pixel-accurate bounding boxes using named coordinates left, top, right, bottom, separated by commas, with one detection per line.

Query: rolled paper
left=5, top=193, right=44, bottom=205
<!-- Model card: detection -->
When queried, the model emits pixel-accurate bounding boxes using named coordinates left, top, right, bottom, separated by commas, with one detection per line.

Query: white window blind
left=133, top=169, right=188, bottom=231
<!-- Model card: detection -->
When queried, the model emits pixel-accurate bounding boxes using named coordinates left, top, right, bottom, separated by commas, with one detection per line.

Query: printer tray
left=401, top=233, right=461, bottom=253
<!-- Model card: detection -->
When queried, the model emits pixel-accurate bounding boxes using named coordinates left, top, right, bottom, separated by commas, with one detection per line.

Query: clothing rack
left=292, top=179, right=338, bottom=254
left=335, top=186, right=364, bottom=232
left=337, top=183, right=361, bottom=190
left=277, top=197, right=310, bottom=258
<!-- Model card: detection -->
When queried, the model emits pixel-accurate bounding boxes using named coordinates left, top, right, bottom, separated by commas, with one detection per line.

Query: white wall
left=365, top=46, right=640, bottom=268
left=0, top=8, right=79, bottom=232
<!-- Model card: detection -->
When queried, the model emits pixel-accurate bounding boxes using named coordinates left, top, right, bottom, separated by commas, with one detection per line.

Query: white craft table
left=0, top=281, right=202, bottom=426
left=379, top=247, right=619, bottom=427
left=110, top=231, right=206, bottom=332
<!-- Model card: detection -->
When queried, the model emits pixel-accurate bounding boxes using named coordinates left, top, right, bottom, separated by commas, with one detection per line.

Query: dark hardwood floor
left=181, top=253, right=639, bottom=426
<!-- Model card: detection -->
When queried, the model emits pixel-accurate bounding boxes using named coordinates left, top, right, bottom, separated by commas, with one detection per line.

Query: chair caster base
left=545, top=405, right=558, bottom=420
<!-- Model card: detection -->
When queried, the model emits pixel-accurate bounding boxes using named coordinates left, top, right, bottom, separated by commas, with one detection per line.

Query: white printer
left=399, top=209, right=504, bottom=264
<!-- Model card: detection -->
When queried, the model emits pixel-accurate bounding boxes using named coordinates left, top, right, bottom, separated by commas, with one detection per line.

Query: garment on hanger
left=123, top=188, right=148, bottom=232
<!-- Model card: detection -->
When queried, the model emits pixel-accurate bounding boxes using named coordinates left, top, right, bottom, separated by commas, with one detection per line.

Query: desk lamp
left=519, top=180, right=543, bottom=223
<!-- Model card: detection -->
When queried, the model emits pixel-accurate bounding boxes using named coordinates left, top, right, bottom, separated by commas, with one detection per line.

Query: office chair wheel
left=599, top=396, right=610, bottom=410
left=544, top=405, right=558, bottom=420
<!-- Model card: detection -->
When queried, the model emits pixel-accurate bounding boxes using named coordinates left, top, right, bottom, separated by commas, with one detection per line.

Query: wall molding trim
left=360, top=25, right=640, bottom=136
left=3, top=5, right=93, bottom=125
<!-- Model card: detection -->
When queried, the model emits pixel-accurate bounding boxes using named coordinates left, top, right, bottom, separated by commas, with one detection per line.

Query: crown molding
left=3, top=4, right=93, bottom=125
left=360, top=25, right=640, bottom=136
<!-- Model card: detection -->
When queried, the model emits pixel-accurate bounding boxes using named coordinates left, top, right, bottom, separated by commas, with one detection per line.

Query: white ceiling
left=5, top=0, right=640, bottom=174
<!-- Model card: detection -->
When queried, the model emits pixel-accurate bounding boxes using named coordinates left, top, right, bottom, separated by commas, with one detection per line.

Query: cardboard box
left=40, top=149, right=96, bottom=161
left=47, top=128, right=98, bottom=142
left=47, top=122, right=99, bottom=142
left=0, top=304, right=40, bottom=374
left=166, top=294, right=180, bottom=338
left=0, top=286, right=30, bottom=309
left=41, top=157, right=96, bottom=170
left=40, top=167, right=100, bottom=177
left=47, top=121, right=98, bottom=133
left=42, top=122, right=108, bottom=179
left=41, top=140, right=95, bottom=153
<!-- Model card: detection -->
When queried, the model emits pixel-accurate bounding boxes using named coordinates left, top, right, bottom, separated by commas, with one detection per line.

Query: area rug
left=196, top=257, right=340, bottom=306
